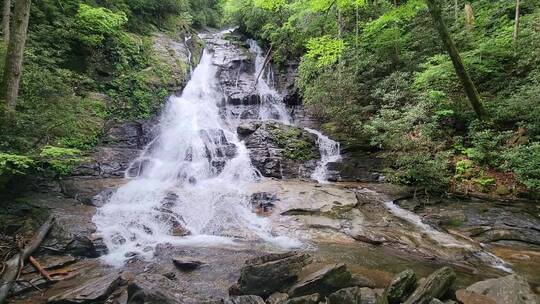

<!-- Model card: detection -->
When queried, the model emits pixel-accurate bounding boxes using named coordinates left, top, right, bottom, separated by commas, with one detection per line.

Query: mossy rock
left=267, top=123, right=318, bottom=161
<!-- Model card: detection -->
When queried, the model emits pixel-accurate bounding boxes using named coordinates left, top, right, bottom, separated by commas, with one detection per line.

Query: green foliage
left=254, top=0, right=286, bottom=11
left=504, top=142, right=540, bottom=192
left=464, top=125, right=512, bottom=167
left=0, top=154, right=34, bottom=177
left=390, top=151, right=452, bottom=192
left=75, top=4, right=128, bottom=47
left=454, top=159, right=475, bottom=180
left=39, top=146, right=85, bottom=176
left=305, top=36, right=346, bottom=69
left=0, top=153, right=34, bottom=189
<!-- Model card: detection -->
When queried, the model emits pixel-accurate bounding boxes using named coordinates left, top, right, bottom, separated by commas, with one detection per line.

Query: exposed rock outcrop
left=326, top=287, right=362, bottom=304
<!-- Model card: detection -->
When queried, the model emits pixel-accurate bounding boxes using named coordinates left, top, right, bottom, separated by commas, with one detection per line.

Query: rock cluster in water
left=37, top=252, right=537, bottom=304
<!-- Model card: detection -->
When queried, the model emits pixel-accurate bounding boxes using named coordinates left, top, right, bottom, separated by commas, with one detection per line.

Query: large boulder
left=239, top=121, right=320, bottom=179
left=288, top=264, right=353, bottom=298
left=359, top=288, right=385, bottom=304
left=403, top=267, right=456, bottom=304
left=231, top=252, right=312, bottom=297
left=326, top=287, right=362, bottom=304
left=384, top=269, right=418, bottom=304
left=463, top=274, right=537, bottom=304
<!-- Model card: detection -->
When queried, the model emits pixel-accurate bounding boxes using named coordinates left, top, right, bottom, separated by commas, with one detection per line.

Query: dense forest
left=222, top=0, right=540, bottom=197
left=0, top=0, right=220, bottom=186
left=1, top=0, right=539, bottom=198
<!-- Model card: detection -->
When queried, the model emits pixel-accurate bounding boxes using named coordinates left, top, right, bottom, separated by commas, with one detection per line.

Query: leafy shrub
left=504, top=142, right=540, bottom=192
left=39, top=146, right=85, bottom=177
left=75, top=4, right=128, bottom=47
left=390, top=151, right=452, bottom=192
left=304, top=36, right=346, bottom=69
left=454, top=159, right=475, bottom=180
left=465, top=125, right=512, bottom=167
left=0, top=153, right=34, bottom=189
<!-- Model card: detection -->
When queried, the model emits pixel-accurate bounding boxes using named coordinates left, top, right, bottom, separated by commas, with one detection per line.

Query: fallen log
left=0, top=216, right=55, bottom=304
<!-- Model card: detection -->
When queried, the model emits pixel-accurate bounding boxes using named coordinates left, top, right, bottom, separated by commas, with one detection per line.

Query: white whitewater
left=93, top=39, right=300, bottom=266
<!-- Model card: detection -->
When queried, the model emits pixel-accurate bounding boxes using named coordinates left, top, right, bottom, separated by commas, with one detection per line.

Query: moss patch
left=268, top=124, right=317, bottom=161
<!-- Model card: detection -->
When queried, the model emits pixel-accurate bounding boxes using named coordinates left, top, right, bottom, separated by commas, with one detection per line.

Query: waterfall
left=93, top=32, right=301, bottom=266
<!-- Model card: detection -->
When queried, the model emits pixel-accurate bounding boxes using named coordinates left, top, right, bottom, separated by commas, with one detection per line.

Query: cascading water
left=305, top=128, right=341, bottom=183
left=248, top=39, right=290, bottom=123
left=93, top=32, right=300, bottom=266
left=247, top=40, right=341, bottom=183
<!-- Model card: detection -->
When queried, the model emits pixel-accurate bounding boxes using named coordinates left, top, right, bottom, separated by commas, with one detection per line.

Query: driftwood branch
left=29, top=256, right=52, bottom=282
left=0, top=216, right=55, bottom=304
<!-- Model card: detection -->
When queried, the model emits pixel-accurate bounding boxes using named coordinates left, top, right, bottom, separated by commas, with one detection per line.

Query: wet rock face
left=224, top=295, right=266, bottom=304
left=395, top=196, right=540, bottom=249
left=273, top=61, right=300, bottom=107
left=152, top=32, right=200, bottom=91
left=127, top=273, right=190, bottom=304
left=206, top=31, right=262, bottom=121
left=238, top=121, right=320, bottom=179
left=232, top=252, right=312, bottom=298
left=47, top=272, right=125, bottom=303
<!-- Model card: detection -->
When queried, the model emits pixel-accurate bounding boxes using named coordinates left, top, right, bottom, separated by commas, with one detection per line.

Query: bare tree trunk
left=513, top=0, right=521, bottom=43
left=426, top=0, right=489, bottom=121
left=464, top=2, right=475, bottom=31
left=454, top=0, right=458, bottom=22
left=1, top=0, right=30, bottom=109
left=2, top=0, right=9, bottom=43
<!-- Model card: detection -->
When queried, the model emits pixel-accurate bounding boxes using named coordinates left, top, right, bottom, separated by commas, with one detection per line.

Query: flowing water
left=93, top=34, right=302, bottom=265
